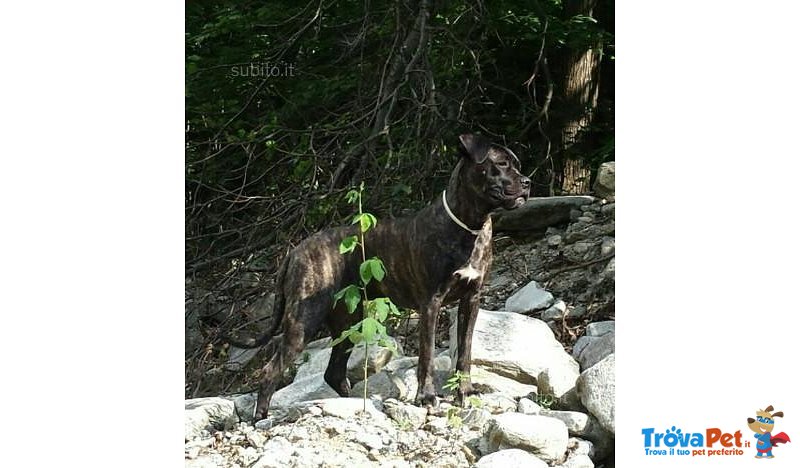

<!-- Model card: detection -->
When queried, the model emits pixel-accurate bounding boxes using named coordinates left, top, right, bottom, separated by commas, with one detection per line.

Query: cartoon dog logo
left=747, top=405, right=791, bottom=459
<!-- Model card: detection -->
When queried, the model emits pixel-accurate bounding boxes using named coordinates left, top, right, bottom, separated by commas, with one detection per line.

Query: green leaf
left=373, top=298, right=389, bottom=322
left=352, top=213, right=377, bottom=233
left=333, top=285, right=361, bottom=314
left=345, top=189, right=359, bottom=204
left=361, top=317, right=380, bottom=343
left=359, top=260, right=373, bottom=285
left=368, top=257, right=385, bottom=282
left=339, top=235, right=358, bottom=254
left=359, top=258, right=385, bottom=285
left=347, top=330, right=363, bottom=344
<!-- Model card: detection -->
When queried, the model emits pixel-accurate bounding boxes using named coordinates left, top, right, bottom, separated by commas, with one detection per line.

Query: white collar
left=442, top=190, right=482, bottom=236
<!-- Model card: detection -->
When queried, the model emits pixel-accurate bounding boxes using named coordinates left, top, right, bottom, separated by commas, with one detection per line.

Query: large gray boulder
left=585, top=321, right=615, bottom=338
left=293, top=337, right=402, bottom=383
left=272, top=372, right=339, bottom=407
left=451, top=310, right=579, bottom=398
left=475, top=449, right=548, bottom=468
left=504, top=280, right=554, bottom=313
left=484, top=413, right=569, bottom=463
left=492, top=196, right=596, bottom=233
left=593, top=162, right=615, bottom=201
left=351, top=354, right=451, bottom=401
left=539, top=410, right=614, bottom=458
left=574, top=332, right=615, bottom=371
left=383, top=398, right=428, bottom=429
left=185, top=397, right=238, bottom=440
left=576, top=354, right=615, bottom=433
left=470, top=366, right=538, bottom=398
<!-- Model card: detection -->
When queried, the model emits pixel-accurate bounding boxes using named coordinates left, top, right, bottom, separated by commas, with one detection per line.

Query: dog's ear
left=747, top=418, right=756, bottom=423
left=458, top=134, right=490, bottom=164
left=772, top=411, right=784, bottom=418
left=765, top=405, right=774, bottom=412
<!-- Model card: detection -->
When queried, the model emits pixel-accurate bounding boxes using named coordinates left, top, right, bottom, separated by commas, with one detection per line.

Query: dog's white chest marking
left=455, top=265, right=482, bottom=282
left=452, top=218, right=492, bottom=284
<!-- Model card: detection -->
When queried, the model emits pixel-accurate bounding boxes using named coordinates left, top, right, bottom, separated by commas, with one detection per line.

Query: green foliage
left=446, top=406, right=463, bottom=430
left=534, top=392, right=556, bottom=409
left=443, top=370, right=470, bottom=394
left=339, top=235, right=359, bottom=254
left=332, top=183, right=401, bottom=411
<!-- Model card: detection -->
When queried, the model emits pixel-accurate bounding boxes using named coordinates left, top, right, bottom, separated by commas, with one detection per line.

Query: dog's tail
left=222, top=255, right=289, bottom=349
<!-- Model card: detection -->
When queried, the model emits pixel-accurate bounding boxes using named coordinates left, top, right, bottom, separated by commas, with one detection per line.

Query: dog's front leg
left=415, top=296, right=443, bottom=407
left=455, top=290, right=480, bottom=404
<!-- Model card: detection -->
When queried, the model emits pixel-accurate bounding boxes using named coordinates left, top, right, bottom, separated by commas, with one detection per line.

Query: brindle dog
left=234, top=134, right=530, bottom=421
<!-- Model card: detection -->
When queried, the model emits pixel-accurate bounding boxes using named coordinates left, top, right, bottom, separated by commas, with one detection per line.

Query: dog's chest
left=447, top=219, right=492, bottom=296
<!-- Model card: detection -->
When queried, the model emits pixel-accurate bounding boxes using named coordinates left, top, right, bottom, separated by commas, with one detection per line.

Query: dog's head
left=457, top=133, right=531, bottom=209
left=747, top=405, right=783, bottom=434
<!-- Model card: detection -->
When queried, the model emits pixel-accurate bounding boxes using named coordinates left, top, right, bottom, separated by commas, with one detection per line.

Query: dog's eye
left=497, top=161, right=509, bottom=168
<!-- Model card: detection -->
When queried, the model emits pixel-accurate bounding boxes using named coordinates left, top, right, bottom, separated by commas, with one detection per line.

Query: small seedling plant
left=331, top=183, right=401, bottom=412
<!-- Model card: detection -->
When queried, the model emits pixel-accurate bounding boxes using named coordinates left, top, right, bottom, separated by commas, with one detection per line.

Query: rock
left=547, top=235, right=563, bottom=247
left=517, top=398, right=541, bottom=415
left=270, top=372, right=339, bottom=409
left=423, top=416, right=450, bottom=436
left=576, top=332, right=614, bottom=371
left=352, top=368, right=410, bottom=401
left=185, top=397, right=238, bottom=440
left=577, top=216, right=594, bottom=223
left=316, top=397, right=388, bottom=422
left=600, top=237, right=615, bottom=256
left=484, top=413, right=569, bottom=463
left=585, top=321, right=615, bottom=337
left=538, top=410, right=612, bottom=454
left=224, top=346, right=261, bottom=371
left=354, top=431, right=384, bottom=450
left=566, top=305, right=588, bottom=319
left=539, top=410, right=592, bottom=434
left=577, top=354, right=615, bottom=433
left=346, top=337, right=403, bottom=382
left=228, top=392, right=258, bottom=422
left=475, top=449, right=548, bottom=468
left=252, top=436, right=293, bottom=468
left=504, top=281, right=554, bottom=313
left=382, top=356, right=418, bottom=374
left=541, top=300, right=567, bottom=321
left=600, top=202, right=614, bottom=216
left=492, top=196, right=596, bottom=233
left=246, top=430, right=266, bottom=448
left=601, top=258, right=615, bottom=278
left=479, top=393, right=517, bottom=414
left=469, top=366, right=538, bottom=399
left=563, top=454, right=595, bottom=468
left=460, top=406, right=492, bottom=430
left=572, top=337, right=595, bottom=360
left=569, top=437, right=596, bottom=459
left=293, top=337, right=402, bottom=383
left=593, top=162, right=615, bottom=201
left=383, top=399, right=428, bottom=430
left=450, top=310, right=579, bottom=398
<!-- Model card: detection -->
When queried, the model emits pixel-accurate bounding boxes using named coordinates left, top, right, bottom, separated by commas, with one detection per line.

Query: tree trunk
left=559, top=0, right=601, bottom=194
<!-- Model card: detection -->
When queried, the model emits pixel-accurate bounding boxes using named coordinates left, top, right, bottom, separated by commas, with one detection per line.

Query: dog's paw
left=415, top=392, right=439, bottom=408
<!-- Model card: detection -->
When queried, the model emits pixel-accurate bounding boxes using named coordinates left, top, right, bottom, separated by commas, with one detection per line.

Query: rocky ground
left=185, top=163, right=616, bottom=467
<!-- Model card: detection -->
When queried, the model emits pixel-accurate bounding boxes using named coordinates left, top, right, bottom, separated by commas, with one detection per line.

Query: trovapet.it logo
left=641, top=404, right=791, bottom=459
left=642, top=426, right=746, bottom=458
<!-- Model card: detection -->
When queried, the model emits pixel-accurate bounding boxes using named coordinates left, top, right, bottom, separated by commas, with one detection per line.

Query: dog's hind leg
left=253, top=297, right=320, bottom=421
left=324, top=304, right=357, bottom=397
left=324, top=339, right=352, bottom=397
